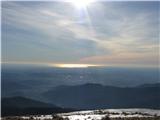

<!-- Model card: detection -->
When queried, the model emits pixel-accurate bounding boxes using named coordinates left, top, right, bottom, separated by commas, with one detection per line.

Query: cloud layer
left=2, top=1, right=159, bottom=67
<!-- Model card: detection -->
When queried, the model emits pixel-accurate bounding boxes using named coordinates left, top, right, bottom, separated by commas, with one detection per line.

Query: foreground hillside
left=2, top=109, right=160, bottom=120
left=1, top=96, right=73, bottom=116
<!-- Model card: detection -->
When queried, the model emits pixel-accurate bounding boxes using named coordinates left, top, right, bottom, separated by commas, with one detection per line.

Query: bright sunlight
left=70, top=0, right=93, bottom=8
left=53, top=64, right=98, bottom=68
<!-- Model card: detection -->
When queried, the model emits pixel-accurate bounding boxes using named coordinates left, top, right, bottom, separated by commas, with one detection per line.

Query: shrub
left=52, top=114, right=69, bottom=120
left=101, top=115, right=111, bottom=120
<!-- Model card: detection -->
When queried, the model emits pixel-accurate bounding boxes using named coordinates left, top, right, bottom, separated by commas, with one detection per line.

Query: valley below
left=2, top=66, right=160, bottom=120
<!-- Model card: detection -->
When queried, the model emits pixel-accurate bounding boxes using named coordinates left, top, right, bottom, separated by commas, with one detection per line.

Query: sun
left=70, top=0, right=92, bottom=8
left=57, top=64, right=89, bottom=68
left=52, top=64, right=99, bottom=68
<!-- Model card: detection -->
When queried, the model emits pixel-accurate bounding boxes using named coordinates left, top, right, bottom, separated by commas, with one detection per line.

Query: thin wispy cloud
left=2, top=1, right=159, bottom=67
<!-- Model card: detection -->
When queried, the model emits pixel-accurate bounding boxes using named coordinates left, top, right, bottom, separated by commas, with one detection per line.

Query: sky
left=2, top=1, right=159, bottom=67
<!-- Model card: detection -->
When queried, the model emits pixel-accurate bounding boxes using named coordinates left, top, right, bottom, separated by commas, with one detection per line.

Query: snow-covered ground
left=3, top=109, right=160, bottom=120
left=58, top=109, right=160, bottom=120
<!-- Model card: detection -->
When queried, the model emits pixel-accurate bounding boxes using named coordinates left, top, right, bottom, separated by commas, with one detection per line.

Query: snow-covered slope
left=58, top=109, right=160, bottom=120
left=14, top=108, right=160, bottom=120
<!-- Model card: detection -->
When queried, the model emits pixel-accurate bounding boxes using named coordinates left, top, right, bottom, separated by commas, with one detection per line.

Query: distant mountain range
left=43, top=83, right=160, bottom=109
left=1, top=96, right=74, bottom=116
left=2, top=83, right=160, bottom=117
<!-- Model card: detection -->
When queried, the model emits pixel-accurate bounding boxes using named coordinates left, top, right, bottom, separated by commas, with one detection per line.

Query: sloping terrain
left=1, top=96, right=73, bottom=116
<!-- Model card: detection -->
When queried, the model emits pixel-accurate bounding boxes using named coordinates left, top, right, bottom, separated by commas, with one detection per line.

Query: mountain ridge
left=43, top=83, right=160, bottom=109
left=1, top=96, right=74, bottom=116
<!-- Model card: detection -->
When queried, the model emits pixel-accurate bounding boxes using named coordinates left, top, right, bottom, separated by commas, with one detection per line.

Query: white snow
left=21, top=115, right=52, bottom=120
left=62, top=114, right=106, bottom=120
left=19, top=108, right=160, bottom=120
left=58, top=108, right=160, bottom=120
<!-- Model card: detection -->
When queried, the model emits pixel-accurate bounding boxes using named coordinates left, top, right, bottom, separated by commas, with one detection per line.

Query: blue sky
left=2, top=1, right=159, bottom=67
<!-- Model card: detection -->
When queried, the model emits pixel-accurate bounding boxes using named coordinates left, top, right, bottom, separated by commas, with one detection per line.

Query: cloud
left=2, top=1, right=159, bottom=66
left=79, top=52, right=159, bottom=66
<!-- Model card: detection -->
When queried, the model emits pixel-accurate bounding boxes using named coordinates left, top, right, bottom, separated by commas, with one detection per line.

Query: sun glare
left=53, top=64, right=98, bottom=68
left=70, top=0, right=92, bottom=8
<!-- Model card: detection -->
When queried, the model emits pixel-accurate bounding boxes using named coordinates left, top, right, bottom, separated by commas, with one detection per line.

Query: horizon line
left=1, top=61, right=159, bottom=68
